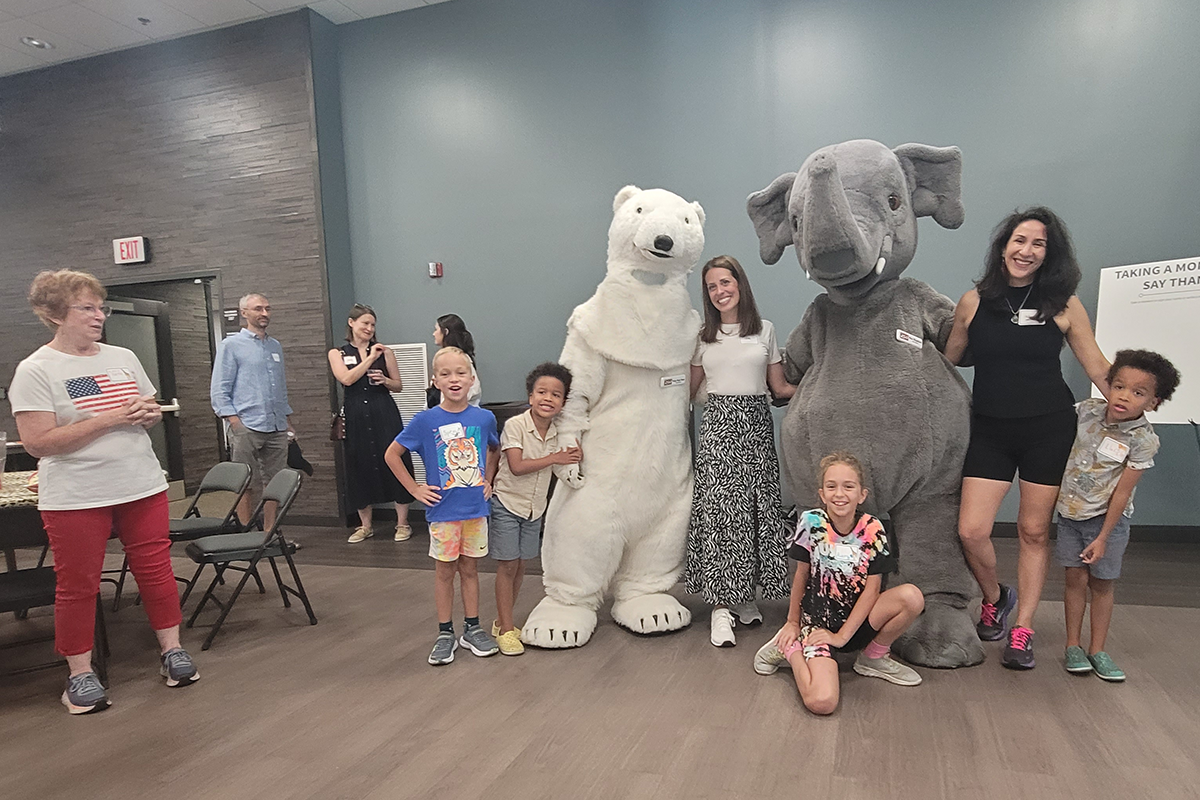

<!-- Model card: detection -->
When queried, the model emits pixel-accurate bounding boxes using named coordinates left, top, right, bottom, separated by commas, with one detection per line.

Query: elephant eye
left=888, top=194, right=902, bottom=211
left=791, top=216, right=799, bottom=232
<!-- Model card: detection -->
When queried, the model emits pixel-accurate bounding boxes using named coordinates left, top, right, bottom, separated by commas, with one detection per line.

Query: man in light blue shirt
left=210, top=293, right=294, bottom=526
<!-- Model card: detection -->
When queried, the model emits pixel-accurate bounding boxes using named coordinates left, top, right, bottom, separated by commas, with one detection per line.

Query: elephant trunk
left=802, top=152, right=874, bottom=283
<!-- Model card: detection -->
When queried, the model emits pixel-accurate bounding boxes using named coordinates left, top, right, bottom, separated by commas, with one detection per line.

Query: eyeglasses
left=70, top=304, right=112, bottom=318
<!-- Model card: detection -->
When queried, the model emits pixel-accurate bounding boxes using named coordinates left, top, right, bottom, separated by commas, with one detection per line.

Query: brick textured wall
left=0, top=11, right=341, bottom=519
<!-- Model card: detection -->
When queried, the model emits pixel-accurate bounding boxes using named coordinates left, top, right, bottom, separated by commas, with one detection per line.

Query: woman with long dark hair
left=686, top=256, right=795, bottom=647
left=328, top=304, right=415, bottom=543
left=944, top=207, right=1110, bottom=670
left=430, top=314, right=481, bottom=406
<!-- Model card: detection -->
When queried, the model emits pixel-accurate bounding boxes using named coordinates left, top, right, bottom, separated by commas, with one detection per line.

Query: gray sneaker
left=428, top=631, right=458, bottom=665
left=459, top=623, right=500, bottom=657
left=730, top=601, right=763, bottom=626
left=62, top=671, right=110, bottom=715
left=753, top=638, right=790, bottom=675
left=853, top=653, right=922, bottom=686
left=160, top=647, right=200, bottom=687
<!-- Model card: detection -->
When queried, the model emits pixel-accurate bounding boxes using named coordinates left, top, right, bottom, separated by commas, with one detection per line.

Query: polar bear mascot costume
left=522, top=185, right=705, bottom=649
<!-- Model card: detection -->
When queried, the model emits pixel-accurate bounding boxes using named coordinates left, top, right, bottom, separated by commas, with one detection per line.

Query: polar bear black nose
left=654, top=235, right=673, bottom=252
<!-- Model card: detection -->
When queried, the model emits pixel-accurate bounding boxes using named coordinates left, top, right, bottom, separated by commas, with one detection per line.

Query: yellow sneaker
left=347, top=526, right=372, bottom=544
left=394, top=524, right=413, bottom=542
left=491, top=619, right=501, bottom=637
left=496, top=629, right=524, bottom=656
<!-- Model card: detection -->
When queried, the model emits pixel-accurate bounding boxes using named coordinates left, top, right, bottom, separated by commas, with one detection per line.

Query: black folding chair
left=181, top=469, right=317, bottom=650
left=0, top=541, right=109, bottom=684
left=113, top=461, right=253, bottom=610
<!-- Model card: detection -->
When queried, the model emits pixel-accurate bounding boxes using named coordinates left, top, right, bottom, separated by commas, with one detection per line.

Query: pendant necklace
left=1006, top=284, right=1034, bottom=324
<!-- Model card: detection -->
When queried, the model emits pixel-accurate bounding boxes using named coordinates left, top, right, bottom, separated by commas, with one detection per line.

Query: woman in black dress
left=328, top=304, right=415, bottom=543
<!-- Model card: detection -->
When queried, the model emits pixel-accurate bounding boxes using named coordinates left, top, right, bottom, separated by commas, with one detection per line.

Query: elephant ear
left=746, top=172, right=797, bottom=265
left=894, top=144, right=964, bottom=230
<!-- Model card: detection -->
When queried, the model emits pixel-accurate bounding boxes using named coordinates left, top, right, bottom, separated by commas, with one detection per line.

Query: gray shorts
left=488, top=497, right=542, bottom=561
left=1055, top=513, right=1131, bottom=580
left=228, top=425, right=289, bottom=495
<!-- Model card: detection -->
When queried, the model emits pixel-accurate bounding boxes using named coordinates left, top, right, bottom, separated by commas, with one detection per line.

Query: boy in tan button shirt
left=490, top=363, right=581, bottom=655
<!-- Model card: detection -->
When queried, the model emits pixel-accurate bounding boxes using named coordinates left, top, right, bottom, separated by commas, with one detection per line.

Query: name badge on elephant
left=895, top=329, right=923, bottom=349
left=660, top=374, right=686, bottom=388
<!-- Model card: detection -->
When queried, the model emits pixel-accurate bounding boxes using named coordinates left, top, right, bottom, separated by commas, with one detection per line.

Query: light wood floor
left=2, top=541, right=1199, bottom=800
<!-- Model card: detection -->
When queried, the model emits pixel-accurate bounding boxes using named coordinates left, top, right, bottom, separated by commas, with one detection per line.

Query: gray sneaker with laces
left=460, top=623, right=500, bottom=657
left=62, top=671, right=111, bottom=714
left=428, top=631, right=458, bottom=665
left=160, top=647, right=200, bottom=687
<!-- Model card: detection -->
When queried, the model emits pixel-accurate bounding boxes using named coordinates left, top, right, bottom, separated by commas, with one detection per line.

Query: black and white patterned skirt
left=685, top=393, right=789, bottom=605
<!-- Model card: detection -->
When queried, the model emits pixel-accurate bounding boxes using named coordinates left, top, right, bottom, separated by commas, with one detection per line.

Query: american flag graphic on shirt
left=64, top=370, right=141, bottom=413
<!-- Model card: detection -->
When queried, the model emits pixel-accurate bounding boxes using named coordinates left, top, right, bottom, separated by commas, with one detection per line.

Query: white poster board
left=1093, top=256, right=1200, bottom=424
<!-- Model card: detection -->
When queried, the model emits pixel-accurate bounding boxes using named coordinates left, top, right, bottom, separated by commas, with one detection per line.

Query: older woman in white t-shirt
left=686, top=256, right=796, bottom=647
left=9, top=270, right=199, bottom=715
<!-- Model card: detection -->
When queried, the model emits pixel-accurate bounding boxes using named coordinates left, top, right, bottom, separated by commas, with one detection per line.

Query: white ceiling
left=0, top=0, right=452, bottom=78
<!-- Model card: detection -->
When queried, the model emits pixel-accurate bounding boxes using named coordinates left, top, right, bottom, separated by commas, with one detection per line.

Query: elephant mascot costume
left=747, top=139, right=983, bottom=668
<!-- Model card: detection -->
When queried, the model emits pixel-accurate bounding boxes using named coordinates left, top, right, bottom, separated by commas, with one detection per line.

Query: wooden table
left=1, top=471, right=43, bottom=571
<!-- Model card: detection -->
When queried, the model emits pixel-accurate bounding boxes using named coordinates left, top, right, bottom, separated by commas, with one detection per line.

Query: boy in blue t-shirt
left=386, top=346, right=501, bottom=665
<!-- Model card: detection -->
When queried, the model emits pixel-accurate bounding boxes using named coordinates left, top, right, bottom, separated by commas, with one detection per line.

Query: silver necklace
left=1006, top=284, right=1034, bottom=324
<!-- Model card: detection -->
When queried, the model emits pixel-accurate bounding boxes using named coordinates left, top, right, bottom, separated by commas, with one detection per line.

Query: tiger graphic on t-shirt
left=441, top=436, right=483, bottom=489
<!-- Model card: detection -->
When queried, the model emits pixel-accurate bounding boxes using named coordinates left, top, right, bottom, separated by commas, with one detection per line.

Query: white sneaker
left=710, top=608, right=736, bottom=647
left=347, top=526, right=373, bottom=544
left=853, top=653, right=922, bottom=686
left=730, top=601, right=763, bottom=626
left=753, top=638, right=789, bottom=675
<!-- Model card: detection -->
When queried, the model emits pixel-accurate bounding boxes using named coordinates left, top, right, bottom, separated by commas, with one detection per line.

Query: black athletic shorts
left=962, top=408, right=1077, bottom=487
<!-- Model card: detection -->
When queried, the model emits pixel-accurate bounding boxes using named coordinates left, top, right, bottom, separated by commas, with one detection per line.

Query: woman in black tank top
left=943, top=207, right=1110, bottom=670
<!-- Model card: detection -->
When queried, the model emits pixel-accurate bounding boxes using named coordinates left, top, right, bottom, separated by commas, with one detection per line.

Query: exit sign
left=113, top=236, right=147, bottom=264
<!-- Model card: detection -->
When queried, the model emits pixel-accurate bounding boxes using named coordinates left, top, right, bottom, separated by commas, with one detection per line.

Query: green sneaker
left=1064, top=645, right=1093, bottom=674
left=1088, top=651, right=1126, bottom=682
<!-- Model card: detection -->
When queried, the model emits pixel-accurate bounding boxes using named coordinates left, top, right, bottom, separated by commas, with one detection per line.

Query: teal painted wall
left=332, top=0, right=1200, bottom=524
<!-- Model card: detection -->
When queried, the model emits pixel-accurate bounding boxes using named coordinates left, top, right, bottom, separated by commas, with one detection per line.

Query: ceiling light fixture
left=20, top=36, right=54, bottom=50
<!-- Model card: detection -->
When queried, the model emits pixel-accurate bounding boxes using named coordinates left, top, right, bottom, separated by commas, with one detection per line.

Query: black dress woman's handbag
left=329, top=410, right=345, bottom=441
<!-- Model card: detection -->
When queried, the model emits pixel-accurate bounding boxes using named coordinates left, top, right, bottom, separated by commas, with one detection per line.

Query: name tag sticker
left=438, top=422, right=465, bottom=442
left=106, top=368, right=135, bottom=383
left=1097, top=436, right=1130, bottom=462
left=1017, top=309, right=1045, bottom=326
left=342, top=355, right=358, bottom=365
left=272, top=353, right=281, bottom=362
left=660, top=374, right=687, bottom=388
left=895, top=329, right=923, bottom=349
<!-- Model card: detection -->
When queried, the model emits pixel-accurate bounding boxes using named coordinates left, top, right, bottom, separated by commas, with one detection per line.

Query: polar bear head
left=607, top=185, right=706, bottom=284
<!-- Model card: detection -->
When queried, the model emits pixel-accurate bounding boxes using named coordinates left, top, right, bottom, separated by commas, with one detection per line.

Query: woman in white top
left=9, top=270, right=198, bottom=715
left=686, top=256, right=796, bottom=647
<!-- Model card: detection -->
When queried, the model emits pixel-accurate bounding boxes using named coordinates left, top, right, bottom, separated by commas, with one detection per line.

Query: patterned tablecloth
left=0, top=471, right=37, bottom=510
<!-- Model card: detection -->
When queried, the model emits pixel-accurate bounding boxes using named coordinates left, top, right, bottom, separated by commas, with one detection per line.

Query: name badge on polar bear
left=1096, top=436, right=1129, bottom=462
left=895, top=329, right=923, bottom=349
left=660, top=374, right=687, bottom=388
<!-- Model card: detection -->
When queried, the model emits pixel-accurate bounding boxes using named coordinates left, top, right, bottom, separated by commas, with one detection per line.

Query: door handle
left=159, top=398, right=181, bottom=413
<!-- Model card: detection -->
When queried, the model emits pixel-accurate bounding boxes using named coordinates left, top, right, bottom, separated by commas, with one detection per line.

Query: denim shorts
left=488, top=497, right=542, bottom=561
left=1055, top=513, right=1131, bottom=580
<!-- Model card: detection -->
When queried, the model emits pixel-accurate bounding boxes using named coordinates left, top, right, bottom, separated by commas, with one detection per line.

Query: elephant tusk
left=805, top=270, right=811, bottom=280
left=875, top=256, right=886, bottom=275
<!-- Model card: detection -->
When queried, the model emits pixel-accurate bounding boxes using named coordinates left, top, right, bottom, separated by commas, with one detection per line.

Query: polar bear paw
left=611, top=593, right=691, bottom=635
left=521, top=597, right=597, bottom=649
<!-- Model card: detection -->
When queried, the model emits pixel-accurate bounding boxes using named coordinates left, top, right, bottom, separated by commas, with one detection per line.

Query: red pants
left=41, top=491, right=182, bottom=657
